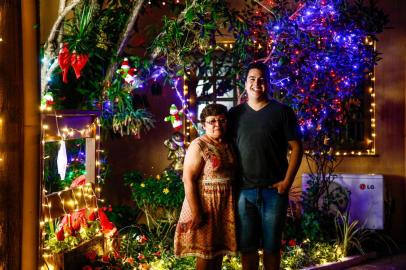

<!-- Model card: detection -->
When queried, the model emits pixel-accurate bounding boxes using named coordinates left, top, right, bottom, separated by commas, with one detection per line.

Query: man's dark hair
left=200, top=103, right=228, bottom=123
left=246, top=61, right=271, bottom=88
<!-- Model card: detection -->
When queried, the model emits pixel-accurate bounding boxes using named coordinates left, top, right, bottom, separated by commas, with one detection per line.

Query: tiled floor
left=347, top=253, right=406, bottom=270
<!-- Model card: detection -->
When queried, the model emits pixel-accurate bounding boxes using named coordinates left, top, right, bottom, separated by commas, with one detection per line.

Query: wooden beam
left=21, top=0, right=41, bottom=269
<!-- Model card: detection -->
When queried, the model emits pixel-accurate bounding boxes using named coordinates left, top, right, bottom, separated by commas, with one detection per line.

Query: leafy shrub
left=106, top=204, right=141, bottom=230
left=124, top=169, right=184, bottom=211
left=281, top=239, right=340, bottom=269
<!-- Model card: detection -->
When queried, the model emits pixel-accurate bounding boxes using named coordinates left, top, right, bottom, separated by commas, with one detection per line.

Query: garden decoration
left=40, top=111, right=114, bottom=270
left=58, top=43, right=89, bottom=83
left=164, top=104, right=184, bottom=131
left=41, top=0, right=156, bottom=138
left=163, top=132, right=186, bottom=171
left=57, top=139, right=68, bottom=180
left=116, top=57, right=141, bottom=87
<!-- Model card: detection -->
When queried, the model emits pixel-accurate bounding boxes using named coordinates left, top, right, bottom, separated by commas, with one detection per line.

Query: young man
left=229, top=62, right=303, bottom=270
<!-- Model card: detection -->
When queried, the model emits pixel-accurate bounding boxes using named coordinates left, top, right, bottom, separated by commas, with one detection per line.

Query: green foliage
left=124, top=169, right=184, bottom=234
left=44, top=1, right=158, bottom=139
left=110, top=106, right=155, bottom=137
left=149, top=0, right=256, bottom=90
left=334, top=211, right=398, bottom=257
left=47, top=0, right=136, bottom=109
left=44, top=221, right=101, bottom=254
left=105, top=205, right=141, bottom=230
left=300, top=158, right=350, bottom=241
left=281, top=240, right=340, bottom=269
left=149, top=255, right=196, bottom=270
left=64, top=2, right=98, bottom=54
left=300, top=211, right=333, bottom=242
left=124, top=169, right=184, bottom=212
left=222, top=255, right=242, bottom=269
left=334, top=211, right=364, bottom=257
left=118, top=225, right=165, bottom=266
left=101, top=56, right=156, bottom=137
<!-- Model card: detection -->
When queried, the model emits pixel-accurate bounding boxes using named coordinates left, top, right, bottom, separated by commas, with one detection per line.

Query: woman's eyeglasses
left=205, top=118, right=227, bottom=125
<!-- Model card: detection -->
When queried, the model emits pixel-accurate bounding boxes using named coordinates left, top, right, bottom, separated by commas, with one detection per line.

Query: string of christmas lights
left=262, top=0, right=377, bottom=155
left=40, top=112, right=109, bottom=269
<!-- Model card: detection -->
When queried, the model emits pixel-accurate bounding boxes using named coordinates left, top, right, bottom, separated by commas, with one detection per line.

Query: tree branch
left=103, top=0, right=145, bottom=88
left=150, top=0, right=198, bottom=60
left=116, top=0, right=145, bottom=56
left=41, top=0, right=82, bottom=95
left=47, top=0, right=81, bottom=45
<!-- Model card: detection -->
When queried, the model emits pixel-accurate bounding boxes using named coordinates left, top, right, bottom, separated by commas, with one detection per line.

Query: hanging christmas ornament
left=116, top=57, right=139, bottom=86
left=70, top=51, right=89, bottom=79
left=58, top=43, right=71, bottom=83
left=57, top=140, right=68, bottom=180
left=164, top=104, right=183, bottom=131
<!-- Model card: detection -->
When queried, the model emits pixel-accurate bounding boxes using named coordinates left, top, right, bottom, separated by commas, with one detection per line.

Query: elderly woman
left=174, top=104, right=237, bottom=270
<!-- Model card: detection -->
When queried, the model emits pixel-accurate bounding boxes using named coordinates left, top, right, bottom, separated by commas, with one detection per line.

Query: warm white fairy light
left=334, top=53, right=377, bottom=157
left=40, top=113, right=104, bottom=269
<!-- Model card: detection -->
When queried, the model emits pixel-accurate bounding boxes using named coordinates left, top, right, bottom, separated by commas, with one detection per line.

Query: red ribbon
left=58, top=43, right=89, bottom=83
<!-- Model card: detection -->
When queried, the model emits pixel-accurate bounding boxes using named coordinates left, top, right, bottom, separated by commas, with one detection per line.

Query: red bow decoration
left=58, top=43, right=89, bottom=83
left=98, top=208, right=117, bottom=237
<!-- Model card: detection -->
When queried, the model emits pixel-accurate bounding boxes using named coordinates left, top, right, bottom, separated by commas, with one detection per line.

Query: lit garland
left=40, top=111, right=109, bottom=269
left=172, top=75, right=198, bottom=145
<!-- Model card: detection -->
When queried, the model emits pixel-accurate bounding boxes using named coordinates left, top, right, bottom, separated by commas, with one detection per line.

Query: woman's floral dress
left=174, top=136, right=237, bottom=259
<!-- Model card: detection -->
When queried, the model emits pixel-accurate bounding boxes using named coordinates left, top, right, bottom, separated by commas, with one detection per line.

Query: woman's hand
left=190, top=212, right=206, bottom=230
left=272, top=180, right=291, bottom=195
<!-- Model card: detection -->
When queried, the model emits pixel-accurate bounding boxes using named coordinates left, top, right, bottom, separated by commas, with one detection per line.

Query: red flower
left=153, top=251, right=161, bottom=257
left=72, top=219, right=81, bottom=231
left=85, top=250, right=97, bottom=261
left=281, top=239, right=286, bottom=246
left=124, top=257, right=135, bottom=265
left=101, top=255, right=110, bottom=263
left=82, top=265, right=93, bottom=270
left=137, top=253, right=145, bottom=260
left=138, top=263, right=149, bottom=270
left=288, top=239, right=297, bottom=247
left=56, top=227, right=65, bottom=241
left=137, top=234, right=148, bottom=244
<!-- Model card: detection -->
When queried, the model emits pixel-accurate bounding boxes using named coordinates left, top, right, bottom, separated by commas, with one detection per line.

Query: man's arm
left=272, top=140, right=303, bottom=194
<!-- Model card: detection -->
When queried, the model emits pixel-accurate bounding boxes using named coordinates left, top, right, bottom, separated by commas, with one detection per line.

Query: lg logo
left=360, top=183, right=375, bottom=190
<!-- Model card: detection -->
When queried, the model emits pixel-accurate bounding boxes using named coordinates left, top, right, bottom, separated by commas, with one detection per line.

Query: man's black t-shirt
left=229, top=100, right=301, bottom=188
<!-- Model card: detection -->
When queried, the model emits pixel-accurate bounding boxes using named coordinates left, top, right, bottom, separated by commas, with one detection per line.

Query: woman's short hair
left=200, top=103, right=228, bottom=123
